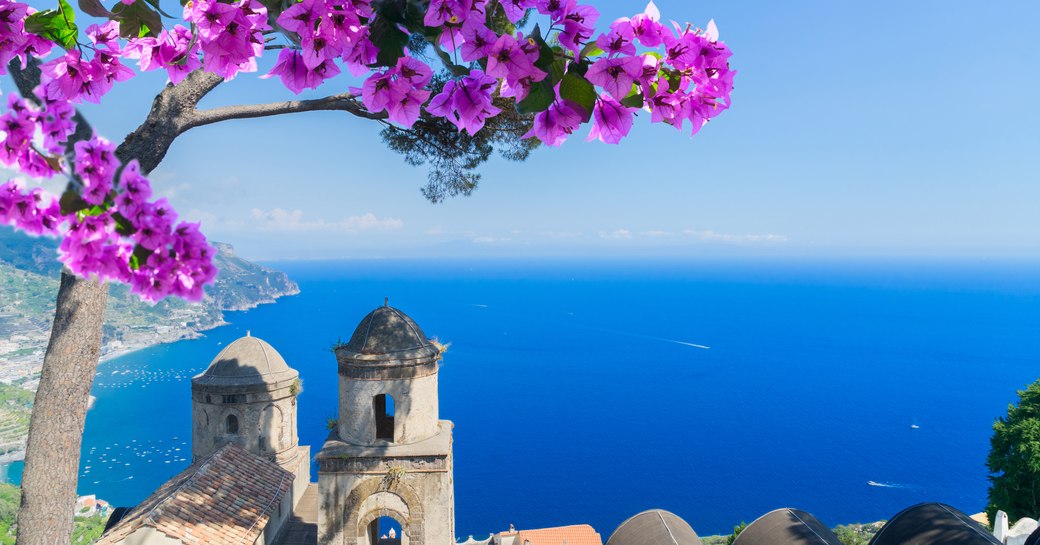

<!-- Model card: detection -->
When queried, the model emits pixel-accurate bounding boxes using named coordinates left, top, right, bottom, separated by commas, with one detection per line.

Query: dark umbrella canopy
left=606, top=509, right=704, bottom=545
left=870, top=503, right=1001, bottom=545
left=732, top=508, right=842, bottom=545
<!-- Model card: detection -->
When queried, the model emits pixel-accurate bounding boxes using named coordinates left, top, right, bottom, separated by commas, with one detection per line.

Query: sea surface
left=3, top=258, right=1040, bottom=537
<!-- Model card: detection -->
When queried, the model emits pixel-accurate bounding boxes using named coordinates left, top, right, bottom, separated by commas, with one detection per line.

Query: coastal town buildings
left=94, top=304, right=1020, bottom=545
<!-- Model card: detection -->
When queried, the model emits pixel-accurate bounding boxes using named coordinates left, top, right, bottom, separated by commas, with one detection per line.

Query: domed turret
left=191, top=333, right=301, bottom=468
left=336, top=303, right=442, bottom=380
left=317, top=301, right=456, bottom=545
left=195, top=335, right=296, bottom=387
left=334, top=303, right=443, bottom=445
left=607, top=510, right=703, bottom=545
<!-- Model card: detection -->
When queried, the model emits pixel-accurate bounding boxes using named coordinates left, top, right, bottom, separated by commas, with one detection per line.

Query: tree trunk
left=9, top=65, right=224, bottom=543
left=15, top=272, right=108, bottom=545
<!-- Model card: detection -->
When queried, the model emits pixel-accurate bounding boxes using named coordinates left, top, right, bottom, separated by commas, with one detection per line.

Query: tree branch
left=183, top=93, right=386, bottom=131
left=117, top=69, right=224, bottom=172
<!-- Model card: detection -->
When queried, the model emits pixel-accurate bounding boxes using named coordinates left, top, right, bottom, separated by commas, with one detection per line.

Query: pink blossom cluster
left=0, top=82, right=217, bottom=301
left=0, top=180, right=61, bottom=235
left=37, top=22, right=134, bottom=104
left=183, top=0, right=269, bottom=80
left=427, top=69, right=501, bottom=135
left=1, top=136, right=217, bottom=302
left=0, top=0, right=735, bottom=303
left=124, top=24, right=202, bottom=85
left=263, top=0, right=377, bottom=93
left=0, top=92, right=74, bottom=177
left=58, top=144, right=217, bottom=302
left=356, top=57, right=433, bottom=127
left=0, top=0, right=52, bottom=74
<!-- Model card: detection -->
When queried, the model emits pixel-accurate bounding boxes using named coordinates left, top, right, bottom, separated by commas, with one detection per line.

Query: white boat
left=910, top=418, right=920, bottom=429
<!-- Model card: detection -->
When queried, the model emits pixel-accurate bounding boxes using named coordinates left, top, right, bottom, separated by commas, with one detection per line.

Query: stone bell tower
left=317, top=303, right=455, bottom=545
left=191, top=334, right=311, bottom=507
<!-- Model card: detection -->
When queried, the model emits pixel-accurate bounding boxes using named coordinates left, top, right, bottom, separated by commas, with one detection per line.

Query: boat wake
left=662, top=338, right=711, bottom=350
left=868, top=481, right=913, bottom=489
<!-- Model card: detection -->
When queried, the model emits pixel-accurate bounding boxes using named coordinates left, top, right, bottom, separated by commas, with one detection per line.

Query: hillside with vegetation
left=0, top=227, right=299, bottom=461
left=1, top=483, right=108, bottom=544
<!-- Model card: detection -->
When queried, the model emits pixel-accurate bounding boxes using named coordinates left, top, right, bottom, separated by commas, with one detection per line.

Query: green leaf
left=141, top=0, right=176, bottom=19
left=620, top=92, right=645, bottom=109
left=662, top=70, right=682, bottom=93
left=129, top=245, right=153, bottom=271
left=432, top=42, right=469, bottom=76
left=369, top=17, right=409, bottom=67
left=399, top=0, right=428, bottom=34
left=579, top=42, right=603, bottom=59
left=78, top=0, right=111, bottom=18
left=548, top=58, right=566, bottom=85
left=516, top=78, right=555, bottom=115
left=24, top=0, right=79, bottom=50
left=569, top=58, right=588, bottom=77
left=559, top=72, right=596, bottom=121
left=529, top=24, right=556, bottom=75
left=59, top=188, right=90, bottom=216
left=112, top=212, right=136, bottom=237
left=112, top=1, right=162, bottom=38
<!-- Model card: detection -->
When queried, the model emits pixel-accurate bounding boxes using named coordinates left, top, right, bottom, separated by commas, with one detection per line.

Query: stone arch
left=220, top=407, right=244, bottom=446
left=359, top=508, right=411, bottom=545
left=342, top=477, right=425, bottom=545
left=259, top=404, right=284, bottom=453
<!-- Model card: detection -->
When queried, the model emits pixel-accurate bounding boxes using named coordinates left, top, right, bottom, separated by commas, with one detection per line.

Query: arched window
left=374, top=394, right=395, bottom=442
left=369, top=516, right=402, bottom=545
left=226, top=414, right=239, bottom=435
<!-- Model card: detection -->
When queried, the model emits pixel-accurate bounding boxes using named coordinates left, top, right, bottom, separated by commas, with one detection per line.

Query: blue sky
left=21, top=1, right=1040, bottom=260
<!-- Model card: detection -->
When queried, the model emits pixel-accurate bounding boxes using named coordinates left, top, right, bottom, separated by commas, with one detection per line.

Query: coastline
left=0, top=285, right=300, bottom=472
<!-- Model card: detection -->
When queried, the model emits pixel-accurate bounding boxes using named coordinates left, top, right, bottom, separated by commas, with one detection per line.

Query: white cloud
left=539, top=231, right=585, bottom=239
left=599, top=229, right=634, bottom=240
left=188, top=208, right=403, bottom=234
left=246, top=208, right=404, bottom=233
left=682, top=229, right=789, bottom=243
left=472, top=236, right=511, bottom=244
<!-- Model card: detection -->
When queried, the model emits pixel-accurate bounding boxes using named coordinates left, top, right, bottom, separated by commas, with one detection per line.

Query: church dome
left=606, top=509, right=703, bottom=545
left=194, top=334, right=297, bottom=387
left=335, top=303, right=442, bottom=379
left=338, top=304, right=440, bottom=362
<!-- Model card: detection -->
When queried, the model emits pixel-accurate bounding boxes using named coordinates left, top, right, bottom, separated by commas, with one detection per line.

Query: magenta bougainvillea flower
left=586, top=55, right=643, bottom=100
left=263, top=48, right=341, bottom=94
left=596, top=20, right=637, bottom=56
left=428, top=70, right=502, bottom=135
left=486, top=33, right=546, bottom=84
left=524, top=98, right=583, bottom=147
left=424, top=0, right=473, bottom=27
left=587, top=94, right=635, bottom=144
left=0, top=0, right=735, bottom=301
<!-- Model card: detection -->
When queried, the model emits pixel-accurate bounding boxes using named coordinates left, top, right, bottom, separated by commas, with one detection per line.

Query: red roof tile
left=513, top=525, right=604, bottom=545
left=97, top=443, right=293, bottom=545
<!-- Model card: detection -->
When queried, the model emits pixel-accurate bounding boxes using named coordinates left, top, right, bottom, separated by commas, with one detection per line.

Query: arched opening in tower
left=225, top=414, right=239, bottom=435
left=374, top=394, right=395, bottom=442
left=368, top=516, right=403, bottom=545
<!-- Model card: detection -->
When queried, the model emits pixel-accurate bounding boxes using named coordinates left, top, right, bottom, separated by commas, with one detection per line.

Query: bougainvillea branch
left=0, top=0, right=735, bottom=302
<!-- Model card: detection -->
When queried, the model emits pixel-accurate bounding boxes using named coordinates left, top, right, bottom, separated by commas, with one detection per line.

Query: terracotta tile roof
left=97, top=443, right=293, bottom=545
left=512, top=525, right=603, bottom=545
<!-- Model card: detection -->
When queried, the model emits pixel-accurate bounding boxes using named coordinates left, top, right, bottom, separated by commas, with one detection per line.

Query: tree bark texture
left=15, top=273, right=108, bottom=545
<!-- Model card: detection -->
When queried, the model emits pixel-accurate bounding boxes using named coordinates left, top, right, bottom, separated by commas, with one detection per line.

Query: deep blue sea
left=3, top=259, right=1040, bottom=537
